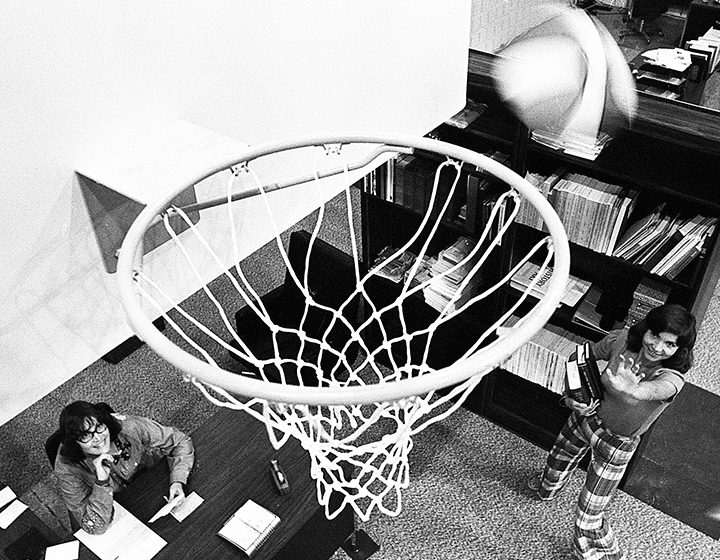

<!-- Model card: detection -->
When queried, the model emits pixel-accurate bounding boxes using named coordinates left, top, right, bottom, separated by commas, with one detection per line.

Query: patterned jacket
left=54, top=413, right=194, bottom=534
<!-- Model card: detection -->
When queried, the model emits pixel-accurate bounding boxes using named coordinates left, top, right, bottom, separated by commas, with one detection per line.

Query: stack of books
left=531, top=129, right=613, bottom=161
left=499, top=316, right=585, bottom=394
left=565, top=342, right=603, bottom=404
left=613, top=206, right=717, bottom=280
left=372, top=247, right=417, bottom=283
left=423, top=236, right=482, bottom=313
left=516, top=168, right=638, bottom=256
left=625, top=278, right=672, bottom=328
left=518, top=167, right=566, bottom=231
left=444, top=98, right=488, bottom=129
left=549, top=172, right=638, bottom=254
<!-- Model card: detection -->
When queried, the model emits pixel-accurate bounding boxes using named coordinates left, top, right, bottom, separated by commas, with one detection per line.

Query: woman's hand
left=563, top=396, right=600, bottom=416
left=92, top=454, right=113, bottom=481
left=604, top=354, right=643, bottom=395
left=167, top=482, right=185, bottom=502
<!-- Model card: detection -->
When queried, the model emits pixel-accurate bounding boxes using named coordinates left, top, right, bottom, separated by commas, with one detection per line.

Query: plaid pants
left=539, top=412, right=640, bottom=560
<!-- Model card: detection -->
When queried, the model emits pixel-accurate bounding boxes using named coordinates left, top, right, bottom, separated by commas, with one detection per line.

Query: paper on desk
left=170, top=491, right=204, bottom=522
left=641, top=48, right=692, bottom=72
left=75, top=501, right=166, bottom=560
left=148, top=494, right=182, bottom=523
left=0, top=485, right=17, bottom=509
left=45, top=540, right=80, bottom=560
left=0, top=499, right=27, bottom=529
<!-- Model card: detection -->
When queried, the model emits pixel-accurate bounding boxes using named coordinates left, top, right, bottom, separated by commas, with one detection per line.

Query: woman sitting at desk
left=54, top=401, right=194, bottom=534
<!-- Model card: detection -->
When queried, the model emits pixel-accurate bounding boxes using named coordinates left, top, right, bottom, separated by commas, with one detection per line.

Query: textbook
left=218, top=499, right=280, bottom=556
left=576, top=342, right=603, bottom=403
left=565, top=342, right=603, bottom=404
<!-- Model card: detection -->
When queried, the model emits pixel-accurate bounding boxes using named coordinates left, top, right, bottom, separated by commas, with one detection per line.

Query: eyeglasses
left=78, top=423, right=108, bottom=444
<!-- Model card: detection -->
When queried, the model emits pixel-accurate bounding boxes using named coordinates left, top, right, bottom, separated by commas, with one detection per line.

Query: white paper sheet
left=0, top=499, right=27, bottom=529
left=0, top=485, right=17, bottom=509
left=170, top=491, right=204, bottom=522
left=148, top=495, right=182, bottom=524
left=45, top=540, right=80, bottom=560
left=75, top=501, right=166, bottom=560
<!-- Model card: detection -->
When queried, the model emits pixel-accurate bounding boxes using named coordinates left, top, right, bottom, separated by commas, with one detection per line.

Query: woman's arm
left=134, top=416, right=195, bottom=495
left=604, top=355, right=683, bottom=402
left=55, top=459, right=115, bottom=535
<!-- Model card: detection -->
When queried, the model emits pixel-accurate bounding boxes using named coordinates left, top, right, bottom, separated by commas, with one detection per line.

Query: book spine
left=582, top=342, right=604, bottom=399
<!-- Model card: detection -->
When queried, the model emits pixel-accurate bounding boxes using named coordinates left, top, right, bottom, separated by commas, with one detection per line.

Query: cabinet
left=359, top=50, right=720, bottom=535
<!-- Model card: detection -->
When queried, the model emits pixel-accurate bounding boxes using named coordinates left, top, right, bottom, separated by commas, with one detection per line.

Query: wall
left=0, top=1, right=470, bottom=425
left=469, top=0, right=561, bottom=53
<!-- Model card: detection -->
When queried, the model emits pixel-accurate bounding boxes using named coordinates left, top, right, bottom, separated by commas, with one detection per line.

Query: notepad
left=217, top=499, right=280, bottom=556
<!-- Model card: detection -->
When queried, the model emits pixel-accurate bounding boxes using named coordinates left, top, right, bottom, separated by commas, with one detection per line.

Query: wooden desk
left=116, top=407, right=354, bottom=560
left=0, top=494, right=63, bottom=560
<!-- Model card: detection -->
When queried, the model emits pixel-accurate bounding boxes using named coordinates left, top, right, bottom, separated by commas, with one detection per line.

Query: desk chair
left=229, top=230, right=361, bottom=386
left=45, top=430, right=63, bottom=467
left=620, top=0, right=670, bottom=44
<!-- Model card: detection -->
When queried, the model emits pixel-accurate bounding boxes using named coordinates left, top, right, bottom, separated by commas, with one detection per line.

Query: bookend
left=341, top=528, right=380, bottom=560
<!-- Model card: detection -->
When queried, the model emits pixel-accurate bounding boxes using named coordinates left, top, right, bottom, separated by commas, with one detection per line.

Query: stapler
left=270, top=459, right=290, bottom=495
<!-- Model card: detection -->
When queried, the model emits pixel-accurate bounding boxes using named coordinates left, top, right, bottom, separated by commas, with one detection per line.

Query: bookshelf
left=360, top=49, right=720, bottom=509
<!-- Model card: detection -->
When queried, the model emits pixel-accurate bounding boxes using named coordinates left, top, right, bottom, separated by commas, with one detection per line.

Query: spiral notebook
left=218, top=499, right=281, bottom=556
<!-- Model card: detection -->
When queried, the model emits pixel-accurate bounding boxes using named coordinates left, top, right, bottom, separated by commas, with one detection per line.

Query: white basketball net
left=118, top=136, right=568, bottom=521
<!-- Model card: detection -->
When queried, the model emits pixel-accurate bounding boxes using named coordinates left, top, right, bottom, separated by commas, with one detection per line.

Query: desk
left=0, top=492, right=64, bottom=560
left=116, top=408, right=354, bottom=560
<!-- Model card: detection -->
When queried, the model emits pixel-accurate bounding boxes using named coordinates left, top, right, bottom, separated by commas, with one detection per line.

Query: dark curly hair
left=626, top=303, right=696, bottom=374
left=58, top=401, right=121, bottom=464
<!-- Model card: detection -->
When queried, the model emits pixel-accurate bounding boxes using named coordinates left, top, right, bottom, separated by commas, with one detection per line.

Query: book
left=664, top=224, right=715, bottom=280
left=218, top=500, right=281, bottom=556
left=564, top=357, right=588, bottom=403
left=510, top=261, right=591, bottom=308
left=604, top=190, right=638, bottom=256
left=373, top=247, right=417, bottom=283
left=612, top=204, right=667, bottom=260
left=652, top=216, right=717, bottom=277
left=642, top=215, right=705, bottom=272
left=444, top=99, right=488, bottom=129
left=576, top=342, right=603, bottom=403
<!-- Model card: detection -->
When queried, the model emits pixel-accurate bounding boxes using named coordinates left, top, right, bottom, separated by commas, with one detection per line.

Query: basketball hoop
left=116, top=134, right=569, bottom=521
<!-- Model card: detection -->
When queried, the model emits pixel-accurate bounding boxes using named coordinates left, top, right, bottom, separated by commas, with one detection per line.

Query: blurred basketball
left=492, top=7, right=637, bottom=139
left=493, top=34, right=588, bottom=132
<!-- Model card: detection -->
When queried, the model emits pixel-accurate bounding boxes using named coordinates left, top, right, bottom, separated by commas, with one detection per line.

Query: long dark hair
left=58, top=401, right=121, bottom=463
left=626, top=303, right=696, bottom=374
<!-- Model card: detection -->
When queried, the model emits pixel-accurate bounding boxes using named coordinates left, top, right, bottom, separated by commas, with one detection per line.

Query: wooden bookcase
left=359, top=50, right=720, bottom=534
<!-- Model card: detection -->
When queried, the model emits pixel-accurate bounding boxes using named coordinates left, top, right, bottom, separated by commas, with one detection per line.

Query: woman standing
left=527, top=303, right=697, bottom=560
